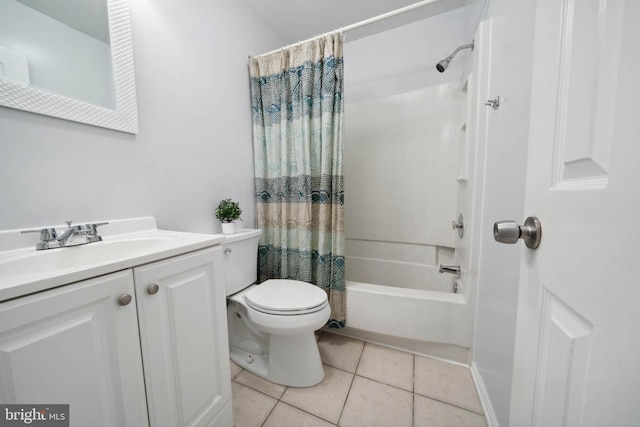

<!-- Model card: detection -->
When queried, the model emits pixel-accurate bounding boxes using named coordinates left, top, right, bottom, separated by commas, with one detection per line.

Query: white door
left=134, top=247, right=233, bottom=427
left=509, top=0, right=640, bottom=426
left=0, top=270, right=149, bottom=427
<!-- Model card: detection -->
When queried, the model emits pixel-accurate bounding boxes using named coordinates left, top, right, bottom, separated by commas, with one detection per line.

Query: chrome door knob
left=493, top=216, right=542, bottom=249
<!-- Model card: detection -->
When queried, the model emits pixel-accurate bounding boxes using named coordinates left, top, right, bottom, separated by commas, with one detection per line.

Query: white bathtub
left=337, top=240, right=475, bottom=363
left=332, top=280, right=474, bottom=364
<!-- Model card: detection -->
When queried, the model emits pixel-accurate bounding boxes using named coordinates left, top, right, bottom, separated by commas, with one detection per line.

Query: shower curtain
left=249, top=32, right=345, bottom=328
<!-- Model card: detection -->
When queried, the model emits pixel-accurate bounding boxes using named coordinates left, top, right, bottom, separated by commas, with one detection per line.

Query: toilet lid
left=244, top=279, right=328, bottom=315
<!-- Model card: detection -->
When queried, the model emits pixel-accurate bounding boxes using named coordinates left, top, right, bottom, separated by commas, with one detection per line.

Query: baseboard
left=470, top=361, right=499, bottom=427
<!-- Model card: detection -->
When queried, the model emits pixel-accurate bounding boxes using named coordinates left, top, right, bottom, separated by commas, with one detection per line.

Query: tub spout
left=439, top=265, right=461, bottom=277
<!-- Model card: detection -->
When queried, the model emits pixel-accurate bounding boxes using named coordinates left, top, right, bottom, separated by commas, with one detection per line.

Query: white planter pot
left=221, top=222, right=236, bottom=235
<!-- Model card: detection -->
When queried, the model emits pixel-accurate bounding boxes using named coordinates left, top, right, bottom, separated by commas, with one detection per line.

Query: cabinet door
left=0, top=270, right=149, bottom=427
left=134, top=247, right=232, bottom=427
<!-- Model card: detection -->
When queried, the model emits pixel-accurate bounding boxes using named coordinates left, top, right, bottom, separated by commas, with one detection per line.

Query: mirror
left=0, top=0, right=138, bottom=133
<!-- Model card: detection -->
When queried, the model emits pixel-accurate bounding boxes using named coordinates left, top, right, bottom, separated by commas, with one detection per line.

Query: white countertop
left=0, top=217, right=225, bottom=302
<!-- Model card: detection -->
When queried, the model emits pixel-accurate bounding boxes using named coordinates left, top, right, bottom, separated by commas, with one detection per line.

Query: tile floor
left=230, top=331, right=487, bottom=427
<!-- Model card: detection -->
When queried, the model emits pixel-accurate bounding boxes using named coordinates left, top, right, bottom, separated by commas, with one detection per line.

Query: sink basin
left=0, top=219, right=225, bottom=302
left=0, top=237, right=174, bottom=276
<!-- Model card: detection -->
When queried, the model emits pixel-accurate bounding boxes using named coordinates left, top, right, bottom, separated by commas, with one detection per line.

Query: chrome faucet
left=439, top=265, right=461, bottom=277
left=22, top=221, right=108, bottom=250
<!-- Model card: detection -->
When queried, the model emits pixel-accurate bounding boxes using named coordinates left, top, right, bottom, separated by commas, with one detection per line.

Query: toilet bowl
left=221, top=229, right=330, bottom=387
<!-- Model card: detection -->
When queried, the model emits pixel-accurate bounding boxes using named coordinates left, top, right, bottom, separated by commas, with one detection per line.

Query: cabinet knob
left=117, top=294, right=133, bottom=306
left=147, top=284, right=160, bottom=295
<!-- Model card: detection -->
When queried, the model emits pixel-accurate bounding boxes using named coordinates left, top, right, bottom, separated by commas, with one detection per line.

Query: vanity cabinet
left=0, top=270, right=149, bottom=426
left=134, top=247, right=232, bottom=427
left=0, top=246, right=232, bottom=427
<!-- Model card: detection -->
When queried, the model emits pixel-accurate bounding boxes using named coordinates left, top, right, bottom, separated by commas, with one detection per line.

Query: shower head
left=436, top=58, right=451, bottom=73
left=436, top=41, right=474, bottom=73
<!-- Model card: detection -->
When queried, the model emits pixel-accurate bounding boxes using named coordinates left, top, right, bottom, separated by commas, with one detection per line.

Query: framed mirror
left=0, top=0, right=138, bottom=133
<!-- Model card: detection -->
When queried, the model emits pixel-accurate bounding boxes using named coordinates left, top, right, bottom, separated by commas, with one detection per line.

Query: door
left=134, top=247, right=233, bottom=427
left=0, top=270, right=149, bottom=427
left=509, top=0, right=640, bottom=426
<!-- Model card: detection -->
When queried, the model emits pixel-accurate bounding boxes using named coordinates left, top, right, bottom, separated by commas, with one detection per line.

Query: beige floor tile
left=263, top=402, right=335, bottom=427
left=414, top=356, right=483, bottom=414
left=414, top=394, right=487, bottom=427
left=234, top=369, right=287, bottom=399
left=317, top=333, right=365, bottom=373
left=230, top=360, right=242, bottom=379
left=231, top=381, right=277, bottom=427
left=280, top=365, right=353, bottom=424
left=355, top=343, right=414, bottom=391
left=339, top=376, right=412, bottom=427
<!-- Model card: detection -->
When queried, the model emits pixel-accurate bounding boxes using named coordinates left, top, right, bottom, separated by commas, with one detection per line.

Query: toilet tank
left=222, top=229, right=262, bottom=296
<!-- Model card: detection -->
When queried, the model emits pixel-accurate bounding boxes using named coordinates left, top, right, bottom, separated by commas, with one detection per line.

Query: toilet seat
left=244, top=279, right=328, bottom=316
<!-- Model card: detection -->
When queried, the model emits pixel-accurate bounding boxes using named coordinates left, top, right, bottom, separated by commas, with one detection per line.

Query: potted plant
left=215, top=198, right=242, bottom=234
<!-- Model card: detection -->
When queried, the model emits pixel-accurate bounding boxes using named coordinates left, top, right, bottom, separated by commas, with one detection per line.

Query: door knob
left=493, top=216, right=541, bottom=249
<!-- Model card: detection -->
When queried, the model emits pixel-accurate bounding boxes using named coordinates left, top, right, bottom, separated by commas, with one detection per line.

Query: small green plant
left=215, top=199, right=242, bottom=223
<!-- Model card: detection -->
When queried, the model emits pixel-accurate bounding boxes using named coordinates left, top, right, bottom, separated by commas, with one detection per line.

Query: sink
left=0, top=218, right=225, bottom=302
left=0, top=237, right=174, bottom=276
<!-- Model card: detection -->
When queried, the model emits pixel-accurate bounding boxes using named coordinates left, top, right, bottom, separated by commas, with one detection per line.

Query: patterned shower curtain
left=249, top=32, right=345, bottom=328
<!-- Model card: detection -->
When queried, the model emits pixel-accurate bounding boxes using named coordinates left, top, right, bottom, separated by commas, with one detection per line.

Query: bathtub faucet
left=439, top=265, right=461, bottom=277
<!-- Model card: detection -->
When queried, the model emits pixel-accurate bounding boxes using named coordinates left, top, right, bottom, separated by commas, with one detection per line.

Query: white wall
left=0, top=0, right=281, bottom=233
left=470, top=0, right=536, bottom=425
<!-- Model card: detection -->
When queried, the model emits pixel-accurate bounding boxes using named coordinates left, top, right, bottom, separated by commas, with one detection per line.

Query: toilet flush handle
left=224, top=248, right=232, bottom=255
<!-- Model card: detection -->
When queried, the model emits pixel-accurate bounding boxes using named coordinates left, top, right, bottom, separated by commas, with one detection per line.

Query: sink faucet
left=439, top=265, right=461, bottom=277
left=22, top=221, right=109, bottom=250
left=56, top=221, right=87, bottom=247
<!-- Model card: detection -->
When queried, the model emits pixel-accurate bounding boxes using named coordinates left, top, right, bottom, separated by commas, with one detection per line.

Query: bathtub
left=329, top=241, right=475, bottom=363
left=336, top=281, right=474, bottom=364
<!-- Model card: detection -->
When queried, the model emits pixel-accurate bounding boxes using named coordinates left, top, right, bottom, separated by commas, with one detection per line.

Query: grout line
left=260, top=398, right=279, bottom=427
left=353, top=340, right=366, bottom=373
left=335, top=343, right=364, bottom=426
left=415, top=389, right=485, bottom=415
left=335, top=369, right=356, bottom=426
left=414, top=392, right=486, bottom=416
left=412, top=354, right=416, bottom=427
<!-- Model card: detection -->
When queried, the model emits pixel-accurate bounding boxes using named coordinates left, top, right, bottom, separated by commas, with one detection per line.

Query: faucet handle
left=84, top=222, right=109, bottom=242
left=21, top=227, right=58, bottom=240
left=85, top=222, right=109, bottom=233
left=65, top=220, right=73, bottom=228
left=21, top=228, right=60, bottom=250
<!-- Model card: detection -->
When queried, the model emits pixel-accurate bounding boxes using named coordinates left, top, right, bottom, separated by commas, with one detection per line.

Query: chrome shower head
left=436, top=40, right=474, bottom=73
left=436, top=58, right=451, bottom=73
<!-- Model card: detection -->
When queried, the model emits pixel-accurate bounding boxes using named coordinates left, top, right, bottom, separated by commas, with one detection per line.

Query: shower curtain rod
left=251, top=0, right=443, bottom=59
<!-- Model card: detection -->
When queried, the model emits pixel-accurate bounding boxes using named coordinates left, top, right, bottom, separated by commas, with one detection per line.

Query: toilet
left=221, top=229, right=330, bottom=387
